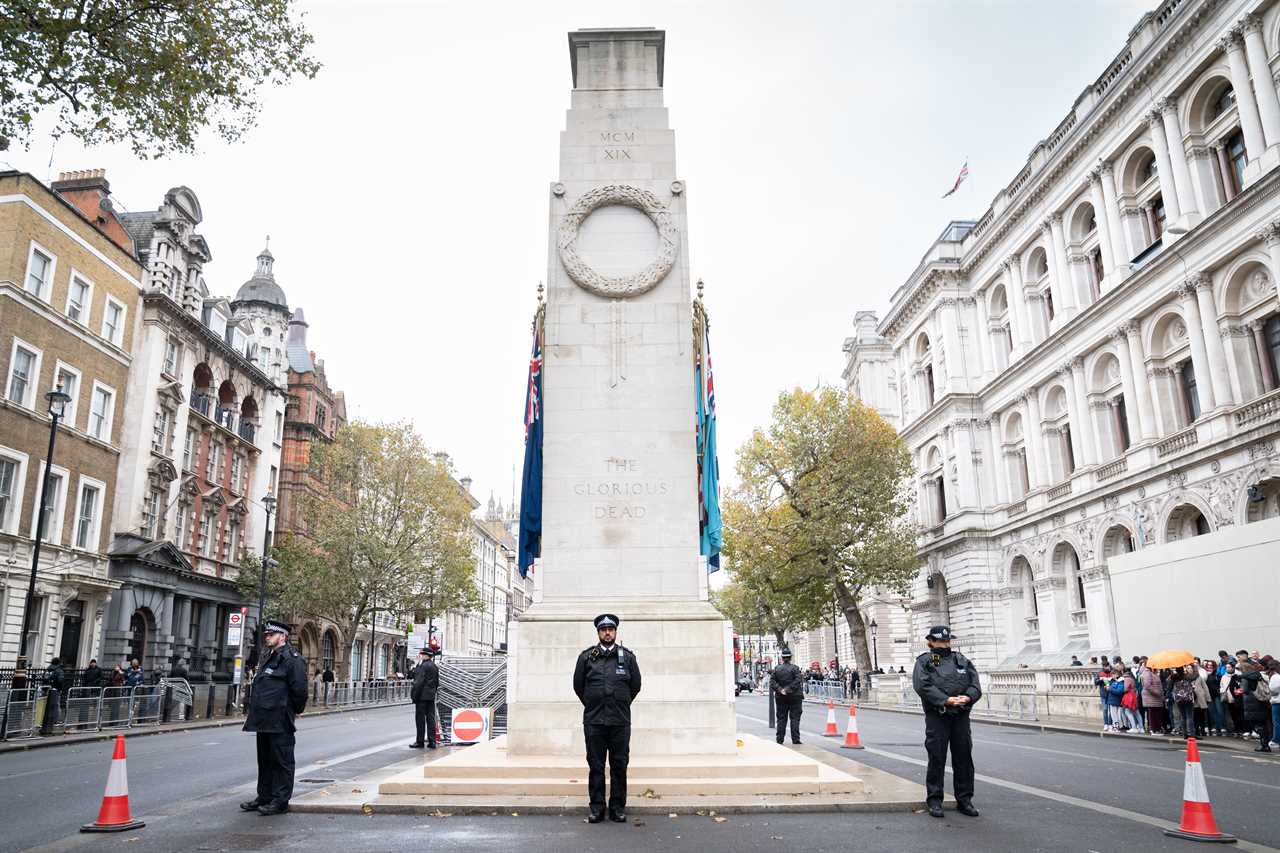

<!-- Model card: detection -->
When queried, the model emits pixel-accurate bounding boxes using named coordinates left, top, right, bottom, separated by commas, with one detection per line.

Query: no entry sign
left=450, top=707, right=491, bottom=744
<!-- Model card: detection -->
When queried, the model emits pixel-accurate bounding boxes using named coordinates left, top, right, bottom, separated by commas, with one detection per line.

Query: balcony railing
left=1046, top=480, right=1072, bottom=501
left=1007, top=500, right=1028, bottom=517
left=190, top=393, right=212, bottom=417
left=1095, top=457, right=1128, bottom=481
left=215, top=407, right=237, bottom=431
left=1156, top=426, right=1198, bottom=457
left=1234, top=388, right=1280, bottom=428
left=238, top=421, right=256, bottom=443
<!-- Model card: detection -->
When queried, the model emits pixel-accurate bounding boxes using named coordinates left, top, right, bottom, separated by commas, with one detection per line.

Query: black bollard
left=768, top=678, right=775, bottom=731
left=161, top=686, right=172, bottom=723
left=223, top=683, right=234, bottom=716
left=204, top=684, right=214, bottom=719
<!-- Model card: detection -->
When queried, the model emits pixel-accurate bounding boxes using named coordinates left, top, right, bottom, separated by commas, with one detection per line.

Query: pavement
left=2, top=696, right=1277, bottom=853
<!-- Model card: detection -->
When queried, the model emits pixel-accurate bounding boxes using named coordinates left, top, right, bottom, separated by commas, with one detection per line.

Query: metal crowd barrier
left=802, top=679, right=849, bottom=702
left=2, top=688, right=41, bottom=739
left=129, top=685, right=163, bottom=727
left=64, top=687, right=104, bottom=732
left=99, top=687, right=133, bottom=730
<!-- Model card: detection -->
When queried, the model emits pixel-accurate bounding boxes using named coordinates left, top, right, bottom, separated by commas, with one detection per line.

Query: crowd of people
left=1091, top=649, right=1279, bottom=752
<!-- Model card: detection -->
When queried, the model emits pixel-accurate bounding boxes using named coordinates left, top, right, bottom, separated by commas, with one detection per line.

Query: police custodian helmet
left=593, top=613, right=619, bottom=630
left=925, top=625, right=953, bottom=641
left=780, top=648, right=793, bottom=659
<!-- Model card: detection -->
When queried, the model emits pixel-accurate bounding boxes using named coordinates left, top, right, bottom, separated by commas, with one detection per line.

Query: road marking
left=737, top=712, right=1279, bottom=853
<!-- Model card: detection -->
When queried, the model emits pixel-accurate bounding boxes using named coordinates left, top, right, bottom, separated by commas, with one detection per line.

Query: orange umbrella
left=1146, top=649, right=1196, bottom=670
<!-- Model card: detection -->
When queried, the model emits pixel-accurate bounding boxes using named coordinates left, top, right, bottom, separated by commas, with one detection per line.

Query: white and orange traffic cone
left=840, top=703, right=864, bottom=749
left=81, top=735, right=145, bottom=833
left=1161, top=738, right=1235, bottom=844
left=822, top=700, right=839, bottom=737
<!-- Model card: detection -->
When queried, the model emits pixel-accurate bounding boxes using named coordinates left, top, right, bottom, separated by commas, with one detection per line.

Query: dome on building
left=234, top=239, right=288, bottom=309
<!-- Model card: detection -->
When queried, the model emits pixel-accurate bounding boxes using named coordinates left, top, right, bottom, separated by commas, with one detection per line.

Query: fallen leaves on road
left=668, top=812, right=678, bottom=818
left=511, top=812, right=519, bottom=817
left=633, top=819, right=646, bottom=827
left=713, top=816, right=728, bottom=823
left=361, top=805, right=374, bottom=815
left=429, top=810, right=452, bottom=818
left=695, top=810, right=707, bottom=816
left=641, top=787, right=658, bottom=798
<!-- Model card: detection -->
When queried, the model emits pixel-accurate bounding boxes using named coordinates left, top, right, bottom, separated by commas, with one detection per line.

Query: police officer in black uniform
left=911, top=625, right=981, bottom=819
left=240, top=620, right=308, bottom=816
left=409, top=647, right=440, bottom=749
left=771, top=648, right=804, bottom=744
left=572, top=613, right=642, bottom=824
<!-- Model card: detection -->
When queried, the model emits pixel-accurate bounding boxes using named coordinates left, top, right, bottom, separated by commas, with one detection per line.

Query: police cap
left=263, top=619, right=290, bottom=636
left=925, top=625, right=953, bottom=641
left=780, top=648, right=793, bottom=659
left=593, top=613, right=619, bottom=630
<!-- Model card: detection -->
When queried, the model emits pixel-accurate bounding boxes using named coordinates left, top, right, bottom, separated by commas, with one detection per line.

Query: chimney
left=52, top=168, right=110, bottom=196
left=460, top=476, right=473, bottom=493
left=50, top=169, right=136, bottom=256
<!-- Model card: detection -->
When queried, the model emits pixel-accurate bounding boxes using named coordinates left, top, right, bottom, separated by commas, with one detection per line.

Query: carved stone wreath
left=557, top=184, right=679, bottom=298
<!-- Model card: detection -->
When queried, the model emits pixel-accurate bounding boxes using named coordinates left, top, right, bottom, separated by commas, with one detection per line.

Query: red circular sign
left=452, top=709, right=486, bottom=742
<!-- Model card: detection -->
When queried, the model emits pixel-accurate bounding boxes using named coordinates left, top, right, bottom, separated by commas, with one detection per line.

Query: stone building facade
left=0, top=170, right=142, bottom=669
left=106, top=188, right=287, bottom=678
left=842, top=0, right=1280, bottom=669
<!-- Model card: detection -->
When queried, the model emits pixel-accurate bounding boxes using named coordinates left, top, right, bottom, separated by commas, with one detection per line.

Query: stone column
left=1057, top=363, right=1087, bottom=467
left=1190, top=272, right=1233, bottom=407
left=1005, top=255, right=1031, bottom=352
left=1087, top=172, right=1117, bottom=280
left=1099, top=162, right=1130, bottom=274
left=982, top=415, right=1005, bottom=504
left=1214, top=143, right=1236, bottom=202
left=1082, top=568, right=1118, bottom=651
left=1067, top=358, right=1096, bottom=465
left=1186, top=145, right=1217, bottom=220
left=1220, top=31, right=1267, bottom=176
left=1250, top=321, right=1278, bottom=390
left=1047, top=214, right=1076, bottom=315
left=1157, top=98, right=1200, bottom=220
left=939, top=297, right=964, bottom=391
left=1027, top=291, right=1049, bottom=341
left=1176, top=282, right=1217, bottom=411
left=973, top=294, right=993, bottom=381
left=1146, top=111, right=1184, bottom=222
left=1240, top=15, right=1280, bottom=152
left=1111, top=325, right=1146, bottom=441
left=176, top=597, right=193, bottom=660
left=1119, top=205, right=1147, bottom=261
left=1122, top=323, right=1157, bottom=441
left=1258, top=222, right=1280, bottom=300
left=1068, top=252, right=1094, bottom=308
left=1023, top=389, right=1047, bottom=490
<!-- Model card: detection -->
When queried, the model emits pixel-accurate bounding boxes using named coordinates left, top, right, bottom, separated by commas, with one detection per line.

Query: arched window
left=322, top=632, right=335, bottom=672
left=129, top=611, right=148, bottom=664
left=1166, top=504, right=1211, bottom=542
left=1210, top=85, right=1236, bottom=122
left=1140, top=152, right=1158, bottom=184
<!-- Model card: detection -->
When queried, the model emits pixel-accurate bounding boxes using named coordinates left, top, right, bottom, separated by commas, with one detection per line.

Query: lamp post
left=16, top=387, right=72, bottom=681
left=831, top=593, right=840, bottom=675
left=255, top=492, right=277, bottom=669
left=869, top=618, right=879, bottom=672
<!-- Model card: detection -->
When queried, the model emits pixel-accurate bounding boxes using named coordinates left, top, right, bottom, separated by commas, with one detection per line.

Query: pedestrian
left=1188, top=663, right=1209, bottom=737
left=1070, top=655, right=1083, bottom=667
left=1139, top=662, right=1165, bottom=735
left=40, top=656, right=65, bottom=735
left=1240, top=661, right=1273, bottom=752
left=124, top=658, right=145, bottom=688
left=1222, top=662, right=1244, bottom=736
left=1202, top=659, right=1225, bottom=735
left=408, top=648, right=439, bottom=750
left=1267, top=659, right=1280, bottom=749
left=572, top=613, right=641, bottom=824
left=1104, top=667, right=1126, bottom=730
left=849, top=668, right=861, bottom=698
left=240, top=620, right=308, bottom=816
left=1170, top=669, right=1195, bottom=738
left=771, top=648, right=804, bottom=746
left=168, top=657, right=189, bottom=680
left=1120, top=666, right=1143, bottom=732
left=82, top=658, right=104, bottom=689
left=1095, top=666, right=1115, bottom=731
left=912, top=625, right=981, bottom=819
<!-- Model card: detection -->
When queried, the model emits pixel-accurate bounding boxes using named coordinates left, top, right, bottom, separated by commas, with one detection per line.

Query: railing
left=1045, top=111, right=1078, bottom=153
left=1154, top=0, right=1186, bottom=27
left=988, top=670, right=1037, bottom=692
left=1093, top=48, right=1132, bottom=98
left=1007, top=500, right=1028, bottom=517
left=1234, top=388, right=1280, bottom=428
left=1096, top=457, right=1128, bottom=481
left=802, top=679, right=848, bottom=703
left=1048, top=668, right=1096, bottom=695
left=1156, top=426, right=1198, bottom=457
left=238, top=421, right=256, bottom=443
left=191, top=392, right=212, bottom=417
left=1046, top=480, right=1072, bottom=501
left=436, top=657, right=508, bottom=738
left=215, top=407, right=237, bottom=431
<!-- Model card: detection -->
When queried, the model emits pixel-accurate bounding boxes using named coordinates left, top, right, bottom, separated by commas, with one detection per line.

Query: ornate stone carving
left=1187, top=271, right=1212, bottom=291
left=557, top=184, right=679, bottom=298
left=1098, top=161, right=1114, bottom=176
left=1238, top=13, right=1263, bottom=35
left=1218, top=31, right=1242, bottom=54
left=1210, top=460, right=1221, bottom=474
left=1249, top=440, right=1275, bottom=460
left=1134, top=500, right=1155, bottom=545
left=1103, top=495, right=1119, bottom=510
left=1170, top=319, right=1187, bottom=341
left=1253, top=222, right=1280, bottom=247
left=1067, top=252, right=1089, bottom=265
left=1080, top=566, right=1109, bottom=583
left=1155, top=97, right=1178, bottom=115
left=1188, top=145, right=1213, bottom=160
left=1167, top=471, right=1186, bottom=489
left=1205, top=475, right=1239, bottom=527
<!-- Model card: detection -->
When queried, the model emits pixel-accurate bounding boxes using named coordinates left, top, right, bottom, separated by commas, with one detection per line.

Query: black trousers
left=924, top=710, right=974, bottom=807
left=414, top=698, right=438, bottom=745
left=775, top=694, right=803, bottom=743
left=255, top=731, right=296, bottom=806
left=584, top=724, right=630, bottom=811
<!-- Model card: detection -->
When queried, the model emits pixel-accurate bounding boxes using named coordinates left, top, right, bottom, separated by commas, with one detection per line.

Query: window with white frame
left=182, top=428, right=197, bottom=471
left=89, top=382, right=115, bottom=440
left=225, top=521, right=239, bottom=562
left=274, top=411, right=283, bottom=442
left=6, top=340, right=42, bottom=407
left=101, top=297, right=126, bottom=346
left=230, top=454, right=244, bottom=493
left=174, top=502, right=190, bottom=548
left=153, top=405, right=175, bottom=455
left=32, top=464, right=68, bottom=544
left=0, top=449, right=26, bottom=534
left=66, top=273, right=93, bottom=324
left=144, top=488, right=164, bottom=539
left=73, top=477, right=104, bottom=550
left=206, top=441, right=223, bottom=482
left=53, top=362, right=81, bottom=427
left=199, top=509, right=216, bottom=557
left=24, top=242, right=55, bottom=299
left=162, top=337, right=182, bottom=377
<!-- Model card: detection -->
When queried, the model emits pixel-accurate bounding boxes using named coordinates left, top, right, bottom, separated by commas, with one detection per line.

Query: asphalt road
left=2, top=697, right=1277, bottom=853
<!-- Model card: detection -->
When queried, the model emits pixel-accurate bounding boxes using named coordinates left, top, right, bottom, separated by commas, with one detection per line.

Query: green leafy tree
left=0, top=0, right=320, bottom=156
left=240, top=422, right=480, bottom=677
left=727, top=387, right=918, bottom=672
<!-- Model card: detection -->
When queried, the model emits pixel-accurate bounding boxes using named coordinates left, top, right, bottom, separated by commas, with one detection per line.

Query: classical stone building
left=842, top=0, right=1280, bottom=669
left=0, top=170, right=142, bottom=669
left=106, top=189, right=287, bottom=678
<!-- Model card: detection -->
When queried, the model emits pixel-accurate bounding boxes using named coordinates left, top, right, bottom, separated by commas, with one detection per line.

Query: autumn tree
left=726, top=387, right=918, bottom=672
left=0, top=0, right=320, bottom=156
left=240, top=422, right=479, bottom=675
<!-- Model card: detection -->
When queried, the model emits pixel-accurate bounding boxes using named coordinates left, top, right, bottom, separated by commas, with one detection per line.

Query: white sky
left=6, top=0, right=1150, bottom=511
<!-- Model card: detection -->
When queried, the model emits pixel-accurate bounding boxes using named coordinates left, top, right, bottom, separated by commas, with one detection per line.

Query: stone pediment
left=157, top=379, right=186, bottom=404
left=227, top=497, right=249, bottom=517
left=109, top=536, right=194, bottom=574
left=149, top=458, right=178, bottom=484
left=179, top=474, right=199, bottom=497
left=202, top=485, right=226, bottom=508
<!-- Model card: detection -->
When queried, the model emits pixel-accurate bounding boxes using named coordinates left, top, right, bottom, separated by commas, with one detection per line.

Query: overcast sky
left=6, top=0, right=1150, bottom=512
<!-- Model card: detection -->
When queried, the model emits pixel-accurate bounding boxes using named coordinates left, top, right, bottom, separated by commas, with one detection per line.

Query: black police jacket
left=573, top=644, right=641, bottom=726
left=411, top=660, right=439, bottom=702
left=912, top=648, right=982, bottom=714
left=771, top=663, right=803, bottom=697
left=243, top=644, right=308, bottom=733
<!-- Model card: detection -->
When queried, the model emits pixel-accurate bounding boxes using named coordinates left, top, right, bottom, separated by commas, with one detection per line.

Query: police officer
left=771, top=648, right=804, bottom=745
left=911, top=625, right=981, bottom=819
left=408, top=648, right=440, bottom=749
left=240, top=620, right=308, bottom=816
left=572, top=613, right=641, bottom=824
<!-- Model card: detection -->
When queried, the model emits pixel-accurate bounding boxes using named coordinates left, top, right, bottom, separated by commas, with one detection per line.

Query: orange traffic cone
left=840, top=703, right=864, bottom=749
left=81, top=735, right=145, bottom=833
left=1161, top=738, right=1235, bottom=844
left=822, top=700, right=839, bottom=737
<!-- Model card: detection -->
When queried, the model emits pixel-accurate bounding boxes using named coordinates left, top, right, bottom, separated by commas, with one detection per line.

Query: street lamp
left=255, top=492, right=277, bottom=669
left=869, top=618, right=879, bottom=672
left=15, top=386, right=72, bottom=682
